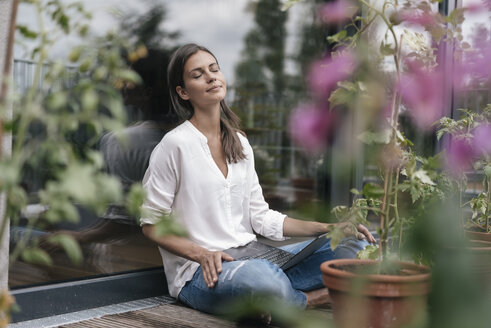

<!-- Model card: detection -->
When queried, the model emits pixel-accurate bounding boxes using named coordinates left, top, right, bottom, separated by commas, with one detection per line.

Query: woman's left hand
left=340, top=222, right=377, bottom=244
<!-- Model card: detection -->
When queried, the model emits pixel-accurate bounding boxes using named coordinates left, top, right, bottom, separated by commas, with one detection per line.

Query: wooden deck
left=57, top=302, right=333, bottom=328
left=59, top=303, right=237, bottom=328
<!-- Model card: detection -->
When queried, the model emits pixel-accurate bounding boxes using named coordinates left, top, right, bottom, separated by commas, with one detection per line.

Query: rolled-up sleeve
left=245, top=142, right=286, bottom=241
left=140, top=142, right=178, bottom=226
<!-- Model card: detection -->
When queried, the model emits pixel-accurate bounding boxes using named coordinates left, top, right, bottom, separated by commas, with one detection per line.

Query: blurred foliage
left=279, top=0, right=491, bottom=326
left=1, top=0, right=148, bottom=268
left=223, top=295, right=333, bottom=328
left=438, top=105, right=491, bottom=233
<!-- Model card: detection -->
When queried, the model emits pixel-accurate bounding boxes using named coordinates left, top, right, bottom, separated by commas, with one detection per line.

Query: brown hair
left=167, top=43, right=245, bottom=163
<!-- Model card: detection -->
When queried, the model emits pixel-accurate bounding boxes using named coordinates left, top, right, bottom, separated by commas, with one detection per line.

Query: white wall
left=0, top=0, right=13, bottom=290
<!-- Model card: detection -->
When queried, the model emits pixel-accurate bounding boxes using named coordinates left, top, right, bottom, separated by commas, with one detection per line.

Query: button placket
left=224, top=181, right=233, bottom=226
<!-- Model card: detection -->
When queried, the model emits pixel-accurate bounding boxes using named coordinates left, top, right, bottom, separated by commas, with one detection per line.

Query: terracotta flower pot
left=464, top=229, right=491, bottom=243
left=465, top=240, right=491, bottom=282
left=321, top=259, right=431, bottom=328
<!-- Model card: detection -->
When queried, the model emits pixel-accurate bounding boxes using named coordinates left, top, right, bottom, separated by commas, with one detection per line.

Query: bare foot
left=306, top=287, right=331, bottom=309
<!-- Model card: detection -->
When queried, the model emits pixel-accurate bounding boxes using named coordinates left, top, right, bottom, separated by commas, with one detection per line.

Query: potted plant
left=285, top=0, right=491, bottom=327
left=436, top=106, right=491, bottom=284
left=438, top=106, right=491, bottom=242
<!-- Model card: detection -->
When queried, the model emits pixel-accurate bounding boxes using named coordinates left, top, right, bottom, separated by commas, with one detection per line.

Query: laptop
left=223, top=233, right=329, bottom=271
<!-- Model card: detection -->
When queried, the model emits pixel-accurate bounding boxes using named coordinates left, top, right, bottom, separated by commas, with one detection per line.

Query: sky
left=14, top=0, right=309, bottom=85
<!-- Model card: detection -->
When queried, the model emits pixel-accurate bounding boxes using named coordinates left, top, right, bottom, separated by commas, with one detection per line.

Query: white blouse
left=140, top=120, right=286, bottom=298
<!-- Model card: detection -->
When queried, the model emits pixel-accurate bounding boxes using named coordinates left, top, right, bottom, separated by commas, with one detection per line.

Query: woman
left=140, top=43, right=375, bottom=315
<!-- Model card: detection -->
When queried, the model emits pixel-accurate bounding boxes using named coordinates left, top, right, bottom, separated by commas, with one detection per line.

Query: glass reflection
left=9, top=0, right=327, bottom=288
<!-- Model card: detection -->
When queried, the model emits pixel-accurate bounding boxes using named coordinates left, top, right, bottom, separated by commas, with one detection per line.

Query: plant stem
left=380, top=166, right=393, bottom=258
left=486, top=176, right=490, bottom=233
left=0, top=0, right=20, bottom=257
left=393, top=169, right=403, bottom=259
left=459, top=187, right=464, bottom=236
left=358, top=0, right=400, bottom=73
left=0, top=0, right=19, bottom=158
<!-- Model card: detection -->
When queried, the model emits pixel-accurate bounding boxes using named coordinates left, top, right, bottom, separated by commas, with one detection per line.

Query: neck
left=189, top=104, right=221, bottom=139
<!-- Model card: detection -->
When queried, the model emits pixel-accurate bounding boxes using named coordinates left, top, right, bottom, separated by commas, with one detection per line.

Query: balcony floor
left=55, top=301, right=333, bottom=328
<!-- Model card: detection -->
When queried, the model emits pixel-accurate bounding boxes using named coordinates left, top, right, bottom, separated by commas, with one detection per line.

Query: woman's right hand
left=197, top=250, right=234, bottom=288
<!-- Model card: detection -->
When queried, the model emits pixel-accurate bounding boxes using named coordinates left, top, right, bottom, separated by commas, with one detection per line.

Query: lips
left=206, top=85, right=221, bottom=92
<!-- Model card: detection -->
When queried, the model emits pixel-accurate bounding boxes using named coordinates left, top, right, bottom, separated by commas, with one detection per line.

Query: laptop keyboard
left=238, top=248, right=294, bottom=267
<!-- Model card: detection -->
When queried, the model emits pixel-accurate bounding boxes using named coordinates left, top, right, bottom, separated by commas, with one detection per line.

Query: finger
left=221, top=252, right=234, bottom=262
left=202, top=258, right=216, bottom=287
left=367, top=231, right=377, bottom=244
left=207, top=256, right=219, bottom=285
left=358, top=225, right=376, bottom=243
left=201, top=263, right=213, bottom=287
left=214, top=253, right=223, bottom=274
left=357, top=232, right=366, bottom=240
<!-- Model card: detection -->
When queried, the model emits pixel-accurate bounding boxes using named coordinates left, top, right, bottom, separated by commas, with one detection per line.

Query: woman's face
left=176, top=50, right=227, bottom=109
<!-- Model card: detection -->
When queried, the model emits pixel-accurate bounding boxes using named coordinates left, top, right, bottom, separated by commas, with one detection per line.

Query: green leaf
left=327, top=228, right=345, bottom=250
left=484, top=165, right=491, bottom=179
left=57, top=13, right=70, bottom=34
left=154, top=214, right=186, bottom=237
left=357, top=130, right=391, bottom=145
left=93, top=66, right=109, bottom=81
left=95, top=175, right=123, bottom=209
left=126, top=183, right=146, bottom=218
left=115, top=69, right=142, bottom=84
left=356, top=244, right=380, bottom=260
left=105, top=97, right=126, bottom=122
left=16, top=24, right=38, bottom=39
left=47, top=92, right=68, bottom=111
left=380, top=42, right=395, bottom=56
left=0, top=160, right=21, bottom=188
left=81, top=89, right=98, bottom=112
left=49, top=201, right=79, bottom=223
left=68, top=46, right=82, bottom=62
left=79, top=58, right=92, bottom=72
left=329, top=81, right=357, bottom=107
left=86, top=150, right=104, bottom=169
left=7, top=186, right=28, bottom=213
left=21, top=248, right=52, bottom=266
left=327, top=30, right=348, bottom=44
left=362, top=183, right=385, bottom=199
left=281, top=0, right=305, bottom=11
left=47, top=234, right=83, bottom=265
left=350, top=188, right=360, bottom=195
left=331, top=205, right=349, bottom=220
left=413, top=170, right=436, bottom=186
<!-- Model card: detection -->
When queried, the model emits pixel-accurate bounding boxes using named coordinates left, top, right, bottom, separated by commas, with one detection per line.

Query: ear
left=176, top=86, right=190, bottom=100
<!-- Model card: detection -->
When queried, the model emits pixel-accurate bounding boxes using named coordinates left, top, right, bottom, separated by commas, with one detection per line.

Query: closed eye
left=209, top=63, right=220, bottom=72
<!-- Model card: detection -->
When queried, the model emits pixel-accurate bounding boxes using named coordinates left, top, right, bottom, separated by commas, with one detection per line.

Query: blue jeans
left=178, top=236, right=370, bottom=314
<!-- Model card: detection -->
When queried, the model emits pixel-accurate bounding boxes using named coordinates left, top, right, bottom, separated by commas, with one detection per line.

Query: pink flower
left=307, top=51, right=357, bottom=99
left=289, top=103, right=334, bottom=154
left=446, top=137, right=474, bottom=177
left=398, top=9, right=439, bottom=27
left=472, top=124, right=491, bottom=156
left=318, top=0, right=358, bottom=25
left=398, top=61, right=445, bottom=130
left=464, top=0, right=491, bottom=13
left=465, top=41, right=491, bottom=85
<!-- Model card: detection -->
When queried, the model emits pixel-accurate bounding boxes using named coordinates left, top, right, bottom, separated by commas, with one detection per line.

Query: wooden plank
left=141, top=304, right=236, bottom=327
left=59, top=302, right=333, bottom=328
left=60, top=304, right=237, bottom=328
